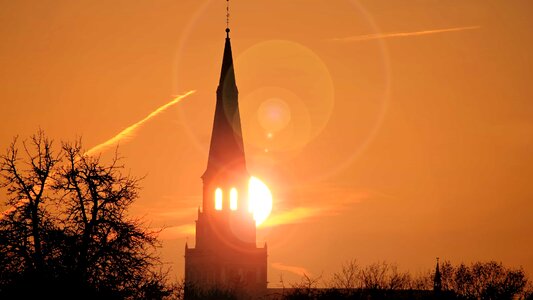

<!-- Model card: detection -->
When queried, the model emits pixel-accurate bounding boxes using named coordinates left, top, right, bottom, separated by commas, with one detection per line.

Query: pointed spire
left=434, top=257, right=442, bottom=293
left=203, top=17, right=247, bottom=181
left=219, top=29, right=236, bottom=88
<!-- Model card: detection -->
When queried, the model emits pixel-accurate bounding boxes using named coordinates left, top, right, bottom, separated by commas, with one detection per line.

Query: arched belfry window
left=215, top=188, right=223, bottom=210
left=230, top=188, right=238, bottom=211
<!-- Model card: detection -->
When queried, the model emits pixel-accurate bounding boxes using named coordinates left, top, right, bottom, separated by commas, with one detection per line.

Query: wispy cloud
left=85, top=90, right=196, bottom=157
left=262, top=206, right=325, bottom=227
left=271, top=262, right=311, bottom=277
left=1, top=91, right=196, bottom=220
left=330, top=26, right=481, bottom=42
left=262, top=186, right=374, bottom=228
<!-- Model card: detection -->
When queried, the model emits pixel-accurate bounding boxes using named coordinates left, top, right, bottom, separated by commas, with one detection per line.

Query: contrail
left=330, top=25, right=481, bottom=42
left=1, top=90, right=196, bottom=220
left=85, top=90, right=195, bottom=156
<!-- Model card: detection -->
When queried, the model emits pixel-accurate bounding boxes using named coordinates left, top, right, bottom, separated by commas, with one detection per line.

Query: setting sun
left=248, top=176, right=273, bottom=226
left=2, top=1, right=533, bottom=297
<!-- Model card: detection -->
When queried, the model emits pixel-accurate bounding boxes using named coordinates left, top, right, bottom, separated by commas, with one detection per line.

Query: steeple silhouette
left=184, top=22, right=267, bottom=299
left=203, top=27, right=247, bottom=183
left=434, top=257, right=442, bottom=293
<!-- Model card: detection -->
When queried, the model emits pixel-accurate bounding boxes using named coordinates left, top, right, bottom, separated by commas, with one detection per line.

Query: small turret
left=434, top=257, right=442, bottom=293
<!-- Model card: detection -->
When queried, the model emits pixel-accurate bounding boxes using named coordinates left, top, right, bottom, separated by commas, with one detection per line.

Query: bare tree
left=520, top=280, right=533, bottom=300
left=0, top=132, right=170, bottom=299
left=410, top=270, right=433, bottom=291
left=284, top=273, right=323, bottom=299
left=0, top=130, right=60, bottom=283
left=436, top=260, right=528, bottom=300
left=360, top=261, right=411, bottom=290
left=440, top=260, right=455, bottom=291
left=463, top=261, right=526, bottom=299
left=330, top=259, right=360, bottom=289
left=54, top=140, right=159, bottom=297
left=387, top=264, right=411, bottom=290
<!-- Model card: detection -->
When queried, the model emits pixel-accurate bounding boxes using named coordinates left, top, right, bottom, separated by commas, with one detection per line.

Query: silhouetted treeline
left=0, top=131, right=174, bottom=299
left=437, top=260, right=530, bottom=299
left=268, top=260, right=532, bottom=300
left=171, top=260, right=532, bottom=300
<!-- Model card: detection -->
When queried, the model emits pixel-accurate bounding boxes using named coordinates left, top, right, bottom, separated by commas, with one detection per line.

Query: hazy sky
left=1, top=0, right=532, bottom=285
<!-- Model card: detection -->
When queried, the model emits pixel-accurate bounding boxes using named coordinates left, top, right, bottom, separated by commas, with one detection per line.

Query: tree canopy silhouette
left=0, top=131, right=171, bottom=299
left=274, top=260, right=531, bottom=300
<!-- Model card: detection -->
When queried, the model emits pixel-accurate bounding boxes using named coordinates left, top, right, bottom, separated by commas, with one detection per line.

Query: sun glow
left=248, top=176, right=273, bottom=226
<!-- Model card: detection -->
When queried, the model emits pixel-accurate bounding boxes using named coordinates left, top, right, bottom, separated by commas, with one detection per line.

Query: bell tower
left=184, top=8, right=267, bottom=299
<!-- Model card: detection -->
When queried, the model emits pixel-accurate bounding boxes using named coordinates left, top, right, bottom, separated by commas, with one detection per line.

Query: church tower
left=184, top=17, right=268, bottom=300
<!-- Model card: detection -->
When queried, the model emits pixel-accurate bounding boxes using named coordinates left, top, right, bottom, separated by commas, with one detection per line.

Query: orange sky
left=1, top=0, right=532, bottom=285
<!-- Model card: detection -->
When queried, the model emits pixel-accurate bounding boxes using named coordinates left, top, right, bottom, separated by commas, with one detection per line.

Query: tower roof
left=203, top=30, right=247, bottom=181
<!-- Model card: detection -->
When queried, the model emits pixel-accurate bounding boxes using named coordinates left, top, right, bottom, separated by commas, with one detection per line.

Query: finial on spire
left=226, top=0, right=230, bottom=37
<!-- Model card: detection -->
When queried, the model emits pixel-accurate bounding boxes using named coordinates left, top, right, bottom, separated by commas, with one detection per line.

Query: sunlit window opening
left=230, top=188, right=238, bottom=211
left=215, top=188, right=223, bottom=210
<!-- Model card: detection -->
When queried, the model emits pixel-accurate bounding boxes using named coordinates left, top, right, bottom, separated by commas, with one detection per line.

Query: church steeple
left=434, top=257, right=442, bottom=293
left=203, top=27, right=247, bottom=182
left=185, top=4, right=268, bottom=297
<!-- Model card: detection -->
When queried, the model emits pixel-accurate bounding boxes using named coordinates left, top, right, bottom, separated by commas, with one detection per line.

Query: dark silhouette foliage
left=440, top=260, right=529, bottom=300
left=0, top=131, right=171, bottom=299
left=275, top=260, right=531, bottom=300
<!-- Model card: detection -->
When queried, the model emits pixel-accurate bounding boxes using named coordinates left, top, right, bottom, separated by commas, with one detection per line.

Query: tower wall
left=185, top=208, right=267, bottom=298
